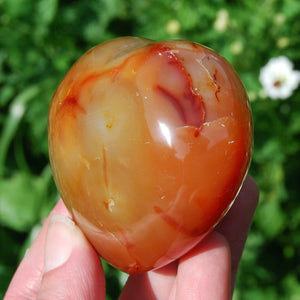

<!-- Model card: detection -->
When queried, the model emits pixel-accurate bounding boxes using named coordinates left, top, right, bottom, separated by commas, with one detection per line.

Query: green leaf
left=283, top=274, right=300, bottom=298
left=0, top=263, right=14, bottom=298
left=35, top=0, right=58, bottom=26
left=0, top=172, right=44, bottom=231
left=255, top=199, right=286, bottom=239
left=2, top=0, right=32, bottom=18
left=289, top=110, right=300, bottom=134
left=0, top=85, right=40, bottom=176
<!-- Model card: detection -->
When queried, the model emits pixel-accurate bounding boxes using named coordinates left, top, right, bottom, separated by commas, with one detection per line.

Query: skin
left=4, top=175, right=258, bottom=300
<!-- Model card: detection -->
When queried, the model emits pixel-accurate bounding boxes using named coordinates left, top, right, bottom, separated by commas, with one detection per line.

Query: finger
left=119, top=261, right=178, bottom=300
left=4, top=200, right=70, bottom=300
left=36, top=214, right=105, bottom=300
left=216, top=175, right=259, bottom=289
left=172, top=232, right=231, bottom=300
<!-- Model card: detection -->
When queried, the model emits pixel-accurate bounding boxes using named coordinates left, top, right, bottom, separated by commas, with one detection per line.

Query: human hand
left=4, top=175, right=258, bottom=300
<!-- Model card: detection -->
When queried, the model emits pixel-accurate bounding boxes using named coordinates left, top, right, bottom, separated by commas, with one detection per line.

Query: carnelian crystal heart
left=48, top=37, right=253, bottom=274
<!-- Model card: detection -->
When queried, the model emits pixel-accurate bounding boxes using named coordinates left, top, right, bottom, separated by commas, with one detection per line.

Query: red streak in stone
left=117, top=228, right=135, bottom=249
left=57, top=53, right=140, bottom=121
left=194, top=126, right=201, bottom=138
left=150, top=44, right=206, bottom=135
left=213, top=70, right=221, bottom=102
left=116, top=228, right=143, bottom=274
left=149, top=44, right=171, bottom=55
left=80, top=73, right=103, bottom=89
left=154, top=206, right=199, bottom=236
left=58, top=95, right=86, bottom=118
left=155, top=85, right=187, bottom=123
left=127, top=263, right=142, bottom=274
left=78, top=69, right=118, bottom=92
left=77, top=54, right=136, bottom=93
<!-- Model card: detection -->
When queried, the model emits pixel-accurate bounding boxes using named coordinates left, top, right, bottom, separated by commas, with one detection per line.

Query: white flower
left=214, top=9, right=229, bottom=32
left=259, top=56, right=300, bottom=99
left=166, top=19, right=180, bottom=35
left=274, top=13, right=286, bottom=25
left=230, top=41, right=243, bottom=55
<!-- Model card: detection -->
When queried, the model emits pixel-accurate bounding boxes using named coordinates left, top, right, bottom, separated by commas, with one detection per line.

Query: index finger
left=216, top=175, right=259, bottom=290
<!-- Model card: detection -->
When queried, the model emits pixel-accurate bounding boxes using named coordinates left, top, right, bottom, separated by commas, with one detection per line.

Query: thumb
left=36, top=215, right=105, bottom=300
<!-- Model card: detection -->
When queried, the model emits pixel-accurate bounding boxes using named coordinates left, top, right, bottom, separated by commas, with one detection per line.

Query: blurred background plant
left=0, top=0, right=299, bottom=299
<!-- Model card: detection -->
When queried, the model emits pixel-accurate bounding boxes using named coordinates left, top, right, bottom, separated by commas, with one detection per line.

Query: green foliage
left=1, top=0, right=300, bottom=298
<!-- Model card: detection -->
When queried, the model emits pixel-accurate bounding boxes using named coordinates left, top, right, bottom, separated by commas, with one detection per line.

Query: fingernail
left=44, top=215, right=75, bottom=272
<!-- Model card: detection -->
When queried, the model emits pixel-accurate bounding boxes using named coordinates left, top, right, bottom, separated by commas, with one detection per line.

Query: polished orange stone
left=48, top=37, right=253, bottom=274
